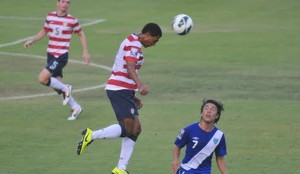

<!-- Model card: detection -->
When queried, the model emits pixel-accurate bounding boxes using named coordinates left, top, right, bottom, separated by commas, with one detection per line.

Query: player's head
left=200, top=99, right=224, bottom=123
left=57, top=0, right=71, bottom=13
left=142, top=23, right=162, bottom=37
left=140, top=23, right=162, bottom=48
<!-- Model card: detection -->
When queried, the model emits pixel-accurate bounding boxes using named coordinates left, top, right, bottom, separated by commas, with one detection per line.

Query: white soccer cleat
left=68, top=106, right=83, bottom=121
left=62, top=85, right=72, bottom=105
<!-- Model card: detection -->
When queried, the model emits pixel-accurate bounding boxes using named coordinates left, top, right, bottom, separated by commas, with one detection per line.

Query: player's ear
left=145, top=32, right=153, bottom=39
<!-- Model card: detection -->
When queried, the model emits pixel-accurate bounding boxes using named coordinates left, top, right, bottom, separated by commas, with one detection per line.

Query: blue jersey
left=174, top=122, right=227, bottom=174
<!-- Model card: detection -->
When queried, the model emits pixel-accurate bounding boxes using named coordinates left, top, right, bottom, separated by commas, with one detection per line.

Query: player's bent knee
left=38, top=78, right=48, bottom=85
left=38, top=75, right=51, bottom=86
left=128, top=135, right=138, bottom=142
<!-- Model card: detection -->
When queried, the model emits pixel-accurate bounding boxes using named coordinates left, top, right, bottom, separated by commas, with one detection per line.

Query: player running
left=24, top=0, right=90, bottom=120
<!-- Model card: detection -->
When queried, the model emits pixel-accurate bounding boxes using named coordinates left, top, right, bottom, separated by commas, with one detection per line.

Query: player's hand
left=138, top=84, right=149, bottom=95
left=134, top=96, right=143, bottom=109
left=82, top=50, right=90, bottom=64
left=171, top=160, right=180, bottom=174
left=24, top=40, right=33, bottom=48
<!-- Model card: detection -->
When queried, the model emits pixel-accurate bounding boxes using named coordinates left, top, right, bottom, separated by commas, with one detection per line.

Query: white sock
left=118, top=137, right=135, bottom=170
left=68, top=96, right=79, bottom=109
left=49, top=77, right=67, bottom=91
left=91, top=124, right=122, bottom=140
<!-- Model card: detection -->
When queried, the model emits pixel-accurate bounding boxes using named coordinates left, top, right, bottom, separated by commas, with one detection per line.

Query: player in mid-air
left=24, top=0, right=90, bottom=121
left=76, top=23, right=162, bottom=174
left=172, top=99, right=228, bottom=174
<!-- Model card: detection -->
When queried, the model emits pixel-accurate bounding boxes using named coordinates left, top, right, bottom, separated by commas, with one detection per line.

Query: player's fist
left=24, top=40, right=33, bottom=48
left=139, top=85, right=148, bottom=95
left=134, top=96, right=143, bottom=109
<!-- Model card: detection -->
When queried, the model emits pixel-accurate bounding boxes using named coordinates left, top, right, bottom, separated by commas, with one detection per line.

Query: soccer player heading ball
left=77, top=23, right=162, bottom=174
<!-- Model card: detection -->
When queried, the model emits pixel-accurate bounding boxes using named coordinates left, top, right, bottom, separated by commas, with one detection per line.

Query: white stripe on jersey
left=181, top=130, right=224, bottom=170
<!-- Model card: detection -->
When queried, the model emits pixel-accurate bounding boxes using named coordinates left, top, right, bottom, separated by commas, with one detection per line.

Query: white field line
left=0, top=18, right=106, bottom=48
left=0, top=16, right=43, bottom=20
left=0, top=52, right=111, bottom=101
left=0, top=84, right=106, bottom=101
left=0, top=36, right=34, bottom=48
left=0, top=52, right=112, bottom=71
left=81, top=19, right=106, bottom=27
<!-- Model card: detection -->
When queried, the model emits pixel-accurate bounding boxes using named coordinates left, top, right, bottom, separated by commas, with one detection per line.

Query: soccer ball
left=172, top=14, right=193, bottom=35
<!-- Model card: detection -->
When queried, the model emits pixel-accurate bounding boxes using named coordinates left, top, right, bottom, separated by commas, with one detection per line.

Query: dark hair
left=142, top=23, right=162, bottom=38
left=200, top=99, right=224, bottom=123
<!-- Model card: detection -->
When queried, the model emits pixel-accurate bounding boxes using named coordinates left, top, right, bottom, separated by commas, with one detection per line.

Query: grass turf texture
left=1, top=0, right=300, bottom=173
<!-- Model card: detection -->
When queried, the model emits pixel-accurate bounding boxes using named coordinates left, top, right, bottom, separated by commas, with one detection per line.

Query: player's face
left=57, top=0, right=71, bottom=13
left=201, top=103, right=219, bottom=123
left=142, top=34, right=160, bottom=48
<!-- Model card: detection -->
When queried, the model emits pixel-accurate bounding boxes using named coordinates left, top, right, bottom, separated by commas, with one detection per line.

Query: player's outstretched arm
left=24, top=29, right=47, bottom=48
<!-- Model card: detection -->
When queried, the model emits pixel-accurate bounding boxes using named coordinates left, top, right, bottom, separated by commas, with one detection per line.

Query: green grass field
left=1, top=0, right=300, bottom=173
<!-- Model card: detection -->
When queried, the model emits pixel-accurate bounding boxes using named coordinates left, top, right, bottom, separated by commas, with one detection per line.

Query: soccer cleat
left=111, top=167, right=129, bottom=174
left=77, top=128, right=93, bottom=155
left=62, top=85, right=72, bottom=105
left=67, top=106, right=83, bottom=121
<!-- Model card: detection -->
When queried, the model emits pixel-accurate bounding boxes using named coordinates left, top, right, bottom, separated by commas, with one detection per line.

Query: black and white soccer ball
left=172, top=14, right=193, bottom=35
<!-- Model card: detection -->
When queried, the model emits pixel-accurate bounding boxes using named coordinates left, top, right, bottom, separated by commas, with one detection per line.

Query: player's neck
left=56, top=10, right=68, bottom=17
left=199, top=121, right=214, bottom=132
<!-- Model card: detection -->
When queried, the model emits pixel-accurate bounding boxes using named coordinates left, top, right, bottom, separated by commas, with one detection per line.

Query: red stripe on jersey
left=125, top=57, right=138, bottom=62
left=48, top=52, right=62, bottom=57
left=74, top=28, right=82, bottom=33
left=124, top=45, right=141, bottom=51
left=107, top=79, right=137, bottom=89
left=48, top=44, right=69, bottom=50
left=44, top=27, right=52, bottom=32
left=123, top=64, right=142, bottom=70
left=49, top=36, right=71, bottom=42
left=112, top=71, right=130, bottom=78
left=124, top=56, right=143, bottom=61
left=62, top=30, right=73, bottom=34
left=72, top=22, right=79, bottom=28
left=127, top=35, right=137, bottom=42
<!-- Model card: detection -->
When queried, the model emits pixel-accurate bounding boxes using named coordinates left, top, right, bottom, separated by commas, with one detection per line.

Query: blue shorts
left=45, top=52, right=68, bottom=78
left=106, top=90, right=139, bottom=121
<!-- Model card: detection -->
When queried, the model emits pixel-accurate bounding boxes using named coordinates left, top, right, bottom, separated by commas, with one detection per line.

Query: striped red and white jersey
left=43, top=11, right=81, bottom=57
left=106, top=34, right=144, bottom=91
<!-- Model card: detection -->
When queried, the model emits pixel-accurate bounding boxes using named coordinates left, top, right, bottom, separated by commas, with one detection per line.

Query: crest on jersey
left=63, top=22, right=67, bottom=26
left=213, top=138, right=219, bottom=144
left=177, top=129, right=185, bottom=140
left=130, top=48, right=139, bottom=57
